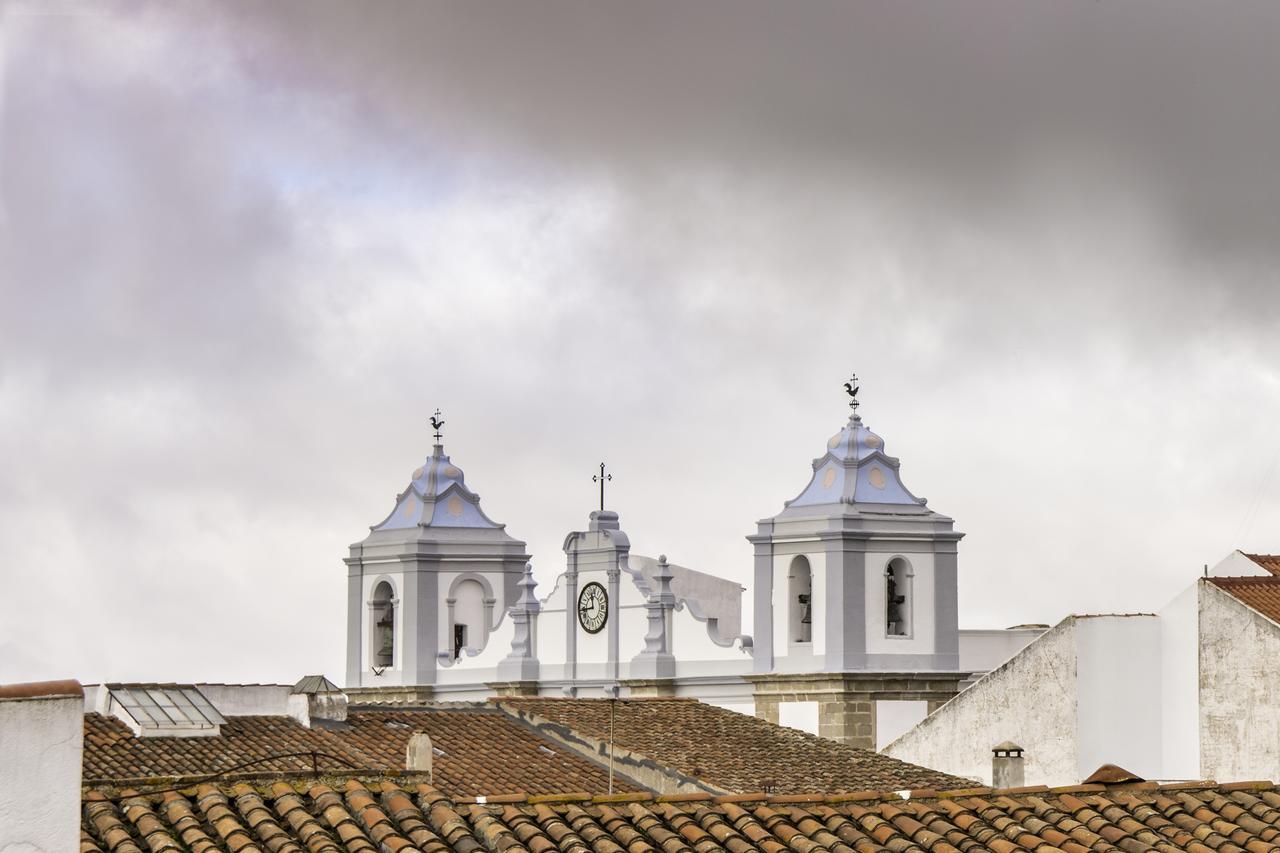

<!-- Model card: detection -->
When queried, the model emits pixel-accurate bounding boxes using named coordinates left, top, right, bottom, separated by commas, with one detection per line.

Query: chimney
left=0, top=679, right=85, bottom=853
left=406, top=731, right=434, bottom=777
left=992, top=741, right=1025, bottom=787
left=288, top=675, right=348, bottom=727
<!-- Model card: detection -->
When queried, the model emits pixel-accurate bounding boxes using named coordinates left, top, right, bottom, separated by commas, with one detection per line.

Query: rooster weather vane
left=430, top=409, right=445, bottom=444
left=844, top=374, right=860, bottom=416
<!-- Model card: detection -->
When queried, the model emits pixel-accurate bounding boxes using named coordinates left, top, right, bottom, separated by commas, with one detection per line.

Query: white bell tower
left=344, top=413, right=529, bottom=699
left=748, top=377, right=967, bottom=748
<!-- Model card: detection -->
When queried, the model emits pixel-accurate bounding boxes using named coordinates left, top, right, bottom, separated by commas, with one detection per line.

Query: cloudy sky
left=2, top=1, right=1278, bottom=684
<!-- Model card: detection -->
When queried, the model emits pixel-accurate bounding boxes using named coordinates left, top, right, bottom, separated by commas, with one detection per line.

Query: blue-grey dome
left=784, top=414, right=926, bottom=510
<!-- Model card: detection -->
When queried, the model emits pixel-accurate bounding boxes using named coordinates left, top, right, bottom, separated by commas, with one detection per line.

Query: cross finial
left=843, top=373, right=860, bottom=419
left=592, top=462, right=612, bottom=511
left=429, top=409, right=445, bottom=444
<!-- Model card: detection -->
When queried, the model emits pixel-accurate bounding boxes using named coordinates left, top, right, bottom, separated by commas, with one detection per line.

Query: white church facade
left=344, top=384, right=1044, bottom=749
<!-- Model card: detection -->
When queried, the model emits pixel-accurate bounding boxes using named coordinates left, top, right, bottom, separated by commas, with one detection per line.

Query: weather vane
left=844, top=373, right=860, bottom=416
left=430, top=409, right=445, bottom=444
left=593, top=462, right=612, bottom=511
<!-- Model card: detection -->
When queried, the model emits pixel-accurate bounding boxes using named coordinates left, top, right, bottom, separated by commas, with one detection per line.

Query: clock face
left=577, top=581, right=608, bottom=634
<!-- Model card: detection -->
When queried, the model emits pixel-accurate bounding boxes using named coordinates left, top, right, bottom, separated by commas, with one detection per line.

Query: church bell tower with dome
left=746, top=377, right=969, bottom=747
left=344, top=412, right=530, bottom=700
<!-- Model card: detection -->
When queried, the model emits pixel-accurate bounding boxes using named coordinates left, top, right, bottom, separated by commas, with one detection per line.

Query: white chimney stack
left=0, top=679, right=85, bottom=853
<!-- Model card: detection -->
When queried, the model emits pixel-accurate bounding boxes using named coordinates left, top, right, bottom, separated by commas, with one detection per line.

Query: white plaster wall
left=1199, top=581, right=1280, bottom=781
left=958, top=628, right=1047, bottom=674
left=865, top=552, right=935, bottom=656
left=1209, top=550, right=1271, bottom=578
left=1158, top=581, right=1201, bottom=780
left=196, top=684, right=291, bottom=716
left=777, top=700, right=820, bottom=735
left=0, top=691, right=83, bottom=853
left=876, top=700, right=928, bottom=751
left=1074, top=615, right=1162, bottom=780
left=669, top=603, right=749, bottom=675
left=439, top=609, right=517, bottom=678
left=885, top=617, right=1080, bottom=785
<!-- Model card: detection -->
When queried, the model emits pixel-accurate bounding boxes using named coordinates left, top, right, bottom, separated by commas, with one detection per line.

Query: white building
left=343, top=383, right=1043, bottom=749
left=884, top=551, right=1280, bottom=785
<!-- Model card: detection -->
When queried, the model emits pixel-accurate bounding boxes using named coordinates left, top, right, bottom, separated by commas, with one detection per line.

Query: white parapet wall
left=0, top=679, right=85, bottom=853
left=885, top=613, right=1165, bottom=786
left=1198, top=580, right=1280, bottom=782
left=883, top=617, right=1082, bottom=785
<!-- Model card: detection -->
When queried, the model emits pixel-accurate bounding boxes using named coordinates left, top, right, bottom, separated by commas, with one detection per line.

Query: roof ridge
left=85, top=776, right=1263, bottom=804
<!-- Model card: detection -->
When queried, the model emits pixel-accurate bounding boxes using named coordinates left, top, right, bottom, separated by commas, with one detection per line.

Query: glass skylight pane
left=148, top=689, right=182, bottom=725
left=184, top=689, right=226, bottom=725
left=129, top=689, right=165, bottom=728
left=168, top=689, right=202, bottom=724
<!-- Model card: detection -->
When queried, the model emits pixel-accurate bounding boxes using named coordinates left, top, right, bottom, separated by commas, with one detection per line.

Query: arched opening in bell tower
left=885, top=557, right=913, bottom=637
left=370, top=581, right=396, bottom=669
left=451, top=577, right=487, bottom=659
left=788, top=555, right=813, bottom=645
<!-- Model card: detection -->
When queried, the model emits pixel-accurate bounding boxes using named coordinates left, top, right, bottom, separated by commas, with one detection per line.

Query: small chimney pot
left=992, top=741, right=1025, bottom=788
left=406, top=732, right=434, bottom=777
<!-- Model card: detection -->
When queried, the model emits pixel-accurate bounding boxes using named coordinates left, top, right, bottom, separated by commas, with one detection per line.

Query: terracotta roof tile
left=83, top=708, right=638, bottom=796
left=494, top=697, right=968, bottom=793
left=1243, top=554, right=1280, bottom=576
left=1209, top=575, right=1280, bottom=624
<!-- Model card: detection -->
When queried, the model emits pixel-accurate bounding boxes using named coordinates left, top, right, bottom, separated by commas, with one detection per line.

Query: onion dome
left=372, top=444, right=503, bottom=531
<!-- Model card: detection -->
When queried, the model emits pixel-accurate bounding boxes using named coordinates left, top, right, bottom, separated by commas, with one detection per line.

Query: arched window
left=370, top=581, right=395, bottom=669
left=788, top=555, right=813, bottom=645
left=451, top=578, right=487, bottom=659
left=886, top=558, right=912, bottom=637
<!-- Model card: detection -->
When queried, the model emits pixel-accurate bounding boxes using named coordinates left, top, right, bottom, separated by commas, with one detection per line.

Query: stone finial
left=497, top=563, right=541, bottom=682
left=516, top=562, right=540, bottom=613
left=653, top=554, right=675, bottom=605
left=632, top=554, right=677, bottom=679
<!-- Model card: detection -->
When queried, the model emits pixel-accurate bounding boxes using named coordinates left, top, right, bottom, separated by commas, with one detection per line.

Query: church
left=342, top=379, right=1043, bottom=750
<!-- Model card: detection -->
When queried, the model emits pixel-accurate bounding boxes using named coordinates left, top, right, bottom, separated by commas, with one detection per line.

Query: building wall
left=1199, top=581, right=1280, bottom=781
left=0, top=682, right=83, bottom=853
left=1158, top=582, right=1201, bottom=780
left=957, top=628, right=1047, bottom=676
left=196, top=684, right=291, bottom=716
left=883, top=618, right=1080, bottom=785
left=1074, top=615, right=1162, bottom=780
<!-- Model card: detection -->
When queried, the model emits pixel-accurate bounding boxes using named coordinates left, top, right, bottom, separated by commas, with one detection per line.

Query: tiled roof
left=79, top=777, right=1280, bottom=853
left=84, top=708, right=637, bottom=795
left=83, top=713, right=380, bottom=783
left=496, top=697, right=967, bottom=793
left=334, top=708, right=637, bottom=796
left=1243, top=553, right=1280, bottom=576
left=1210, top=575, right=1280, bottom=624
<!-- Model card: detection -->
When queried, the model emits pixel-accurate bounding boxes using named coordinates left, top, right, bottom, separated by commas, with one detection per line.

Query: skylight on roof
left=107, top=685, right=225, bottom=736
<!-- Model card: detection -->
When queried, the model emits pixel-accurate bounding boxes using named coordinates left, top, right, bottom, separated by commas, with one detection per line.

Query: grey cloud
left=0, top=1, right=1278, bottom=684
